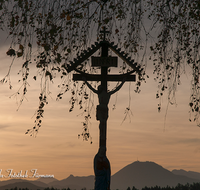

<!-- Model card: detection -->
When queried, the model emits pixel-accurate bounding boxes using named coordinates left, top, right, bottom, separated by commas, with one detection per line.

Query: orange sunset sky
left=0, top=32, right=200, bottom=181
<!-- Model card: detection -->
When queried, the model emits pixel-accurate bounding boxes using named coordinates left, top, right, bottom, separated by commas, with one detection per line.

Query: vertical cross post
left=99, top=40, right=108, bottom=148
left=93, top=39, right=111, bottom=190
left=71, top=28, right=138, bottom=190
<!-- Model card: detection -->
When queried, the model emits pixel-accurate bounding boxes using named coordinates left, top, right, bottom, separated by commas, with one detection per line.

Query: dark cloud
left=52, top=142, right=77, bottom=148
left=14, top=143, right=27, bottom=147
left=0, top=124, right=10, bottom=129
left=178, top=138, right=200, bottom=145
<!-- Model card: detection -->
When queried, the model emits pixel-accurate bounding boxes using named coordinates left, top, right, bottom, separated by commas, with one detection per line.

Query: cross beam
left=73, top=71, right=136, bottom=82
left=73, top=74, right=136, bottom=81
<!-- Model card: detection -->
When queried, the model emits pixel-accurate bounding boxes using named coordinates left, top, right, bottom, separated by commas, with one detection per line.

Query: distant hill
left=0, top=181, right=45, bottom=190
left=36, top=177, right=58, bottom=184
left=111, top=161, right=199, bottom=190
left=0, top=179, right=49, bottom=190
left=48, top=161, right=200, bottom=190
left=0, top=161, right=200, bottom=190
left=172, top=169, right=200, bottom=181
left=48, top=174, right=94, bottom=190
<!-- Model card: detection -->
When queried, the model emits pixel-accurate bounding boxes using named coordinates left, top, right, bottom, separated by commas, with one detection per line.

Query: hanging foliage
left=0, top=0, right=200, bottom=139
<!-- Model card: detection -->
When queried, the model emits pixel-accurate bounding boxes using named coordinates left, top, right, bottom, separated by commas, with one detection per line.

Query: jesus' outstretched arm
left=83, top=78, right=98, bottom=94
left=108, top=78, right=126, bottom=95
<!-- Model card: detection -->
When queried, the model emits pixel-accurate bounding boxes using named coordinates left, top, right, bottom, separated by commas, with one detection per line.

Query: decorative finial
left=100, top=27, right=109, bottom=41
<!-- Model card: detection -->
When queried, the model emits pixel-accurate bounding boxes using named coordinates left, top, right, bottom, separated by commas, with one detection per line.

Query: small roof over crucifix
left=65, top=27, right=143, bottom=76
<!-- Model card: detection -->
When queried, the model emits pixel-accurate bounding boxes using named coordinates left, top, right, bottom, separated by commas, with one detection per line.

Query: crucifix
left=71, top=28, right=139, bottom=190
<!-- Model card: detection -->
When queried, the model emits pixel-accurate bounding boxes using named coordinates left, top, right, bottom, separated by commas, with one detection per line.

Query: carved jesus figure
left=84, top=79, right=125, bottom=144
left=84, top=79, right=125, bottom=125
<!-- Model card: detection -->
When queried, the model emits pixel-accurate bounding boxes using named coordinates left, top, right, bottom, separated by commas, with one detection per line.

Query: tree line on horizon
left=4, top=182, right=200, bottom=190
left=139, top=182, right=200, bottom=190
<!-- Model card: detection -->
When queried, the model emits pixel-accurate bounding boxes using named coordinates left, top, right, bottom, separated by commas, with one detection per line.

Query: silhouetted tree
left=192, top=183, right=200, bottom=190
left=1, top=0, right=200, bottom=137
left=132, top=186, right=138, bottom=190
left=44, top=187, right=59, bottom=190
left=142, top=187, right=150, bottom=190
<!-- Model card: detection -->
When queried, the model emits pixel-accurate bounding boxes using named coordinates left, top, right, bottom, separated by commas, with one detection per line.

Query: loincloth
left=96, top=105, right=109, bottom=121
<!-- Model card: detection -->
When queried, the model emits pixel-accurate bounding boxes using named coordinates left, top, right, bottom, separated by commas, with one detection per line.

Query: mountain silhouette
left=0, top=181, right=45, bottom=190
left=36, top=177, right=58, bottom=184
left=111, top=161, right=199, bottom=189
left=46, top=161, right=200, bottom=190
left=172, top=169, right=200, bottom=181
left=48, top=174, right=94, bottom=190
left=0, top=161, right=199, bottom=190
left=0, top=179, right=48, bottom=190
